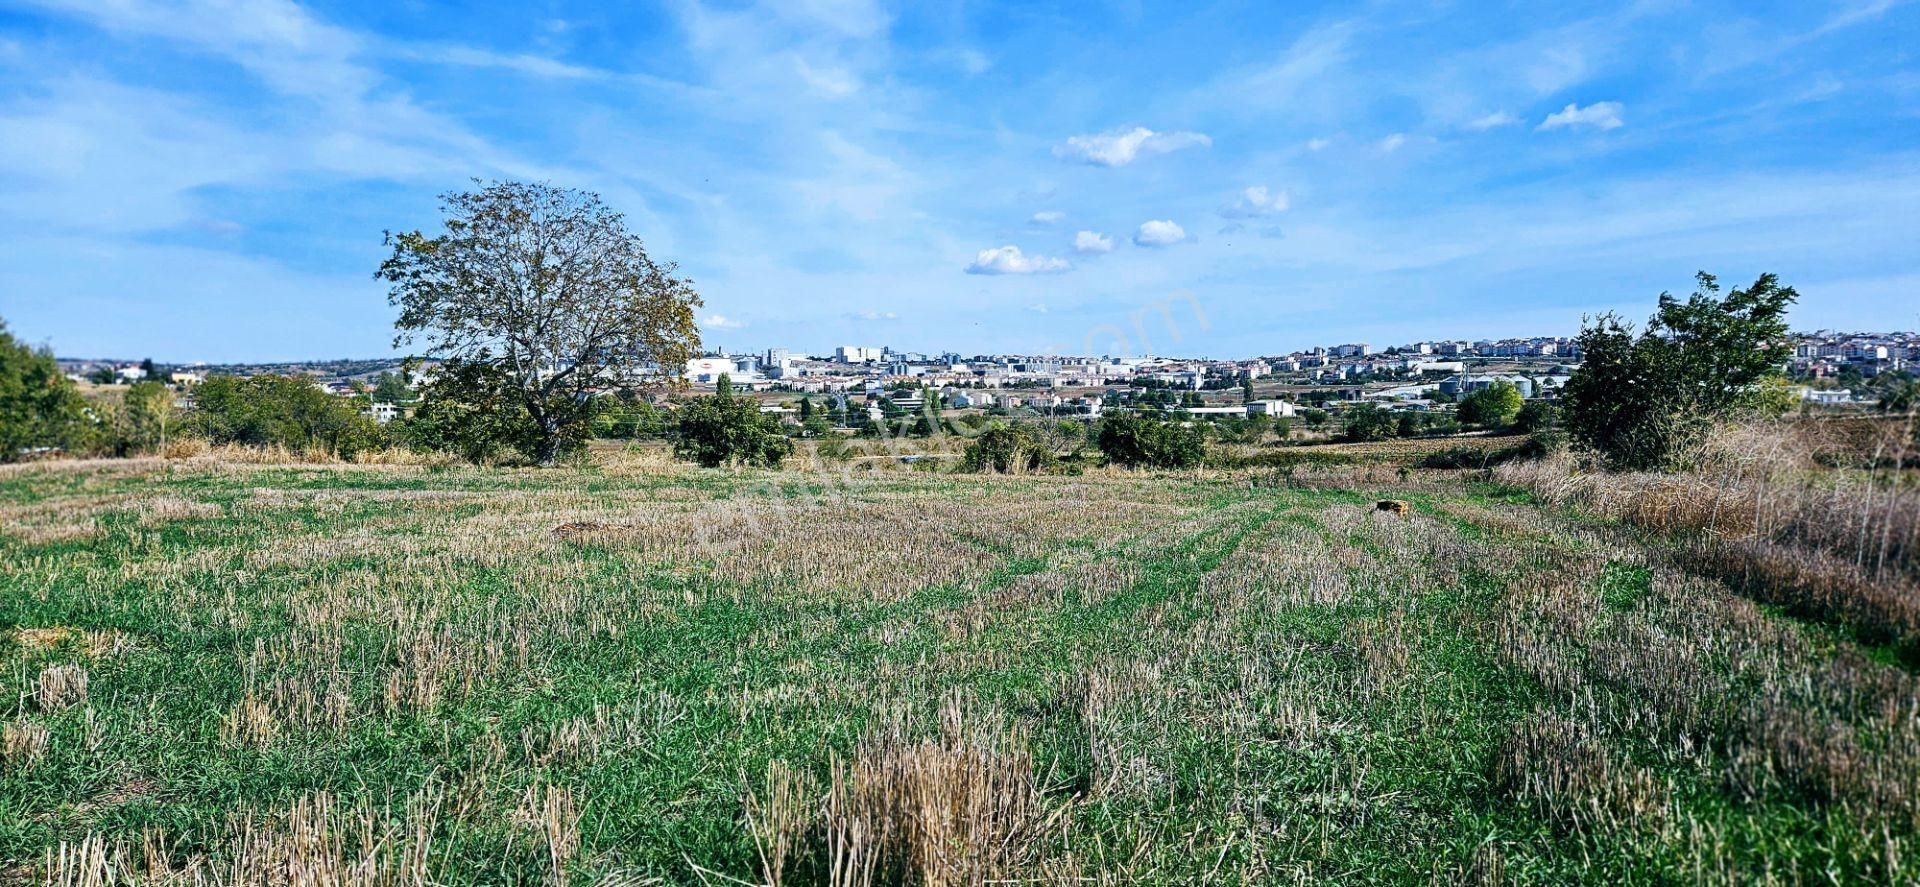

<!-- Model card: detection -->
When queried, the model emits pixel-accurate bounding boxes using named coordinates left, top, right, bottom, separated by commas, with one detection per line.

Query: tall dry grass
left=745, top=699, right=1072, bottom=887
left=1497, top=417, right=1920, bottom=659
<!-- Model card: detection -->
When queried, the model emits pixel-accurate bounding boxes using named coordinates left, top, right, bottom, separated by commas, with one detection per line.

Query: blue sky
left=1, top=0, right=1916, bottom=362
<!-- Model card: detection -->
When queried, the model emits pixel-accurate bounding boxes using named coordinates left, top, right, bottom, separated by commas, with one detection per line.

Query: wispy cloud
left=1465, top=111, right=1519, bottom=131
left=1030, top=210, right=1064, bottom=224
left=1539, top=101, right=1624, bottom=130
left=702, top=313, right=745, bottom=329
left=1053, top=127, right=1211, bottom=167
left=965, top=245, right=1070, bottom=274
left=1222, top=186, right=1289, bottom=218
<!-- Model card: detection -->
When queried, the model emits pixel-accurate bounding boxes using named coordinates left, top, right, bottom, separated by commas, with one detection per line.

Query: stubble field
left=1, top=450, right=1915, bottom=884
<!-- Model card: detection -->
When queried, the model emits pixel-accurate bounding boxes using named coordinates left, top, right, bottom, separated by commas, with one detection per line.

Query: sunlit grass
left=1, top=448, right=1915, bottom=883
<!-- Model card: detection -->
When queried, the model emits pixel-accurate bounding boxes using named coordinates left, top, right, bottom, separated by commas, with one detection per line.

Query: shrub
left=1340, top=404, right=1396, bottom=442
left=674, top=383, right=794, bottom=468
left=1562, top=271, right=1795, bottom=470
left=962, top=424, right=1053, bottom=473
left=1418, top=436, right=1559, bottom=469
left=1096, top=413, right=1204, bottom=469
left=1458, top=382, right=1523, bottom=428
left=401, top=361, right=549, bottom=463
left=0, top=320, right=92, bottom=461
left=188, top=374, right=388, bottom=460
left=1513, top=401, right=1560, bottom=434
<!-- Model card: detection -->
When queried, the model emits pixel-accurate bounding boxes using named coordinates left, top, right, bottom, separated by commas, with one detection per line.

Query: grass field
left=2, top=451, right=1916, bottom=884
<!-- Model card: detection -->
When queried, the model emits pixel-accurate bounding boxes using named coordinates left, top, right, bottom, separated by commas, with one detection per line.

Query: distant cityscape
left=54, top=329, right=1918, bottom=423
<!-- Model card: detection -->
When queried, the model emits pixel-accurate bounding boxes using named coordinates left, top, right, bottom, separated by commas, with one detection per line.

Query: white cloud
left=1379, top=133, right=1407, bottom=152
left=702, top=313, right=745, bottom=329
left=965, top=245, right=1070, bottom=275
left=850, top=309, right=900, bottom=321
left=1026, top=302, right=1049, bottom=313
left=1053, top=126, right=1211, bottom=167
left=1538, top=101, right=1624, bottom=131
left=1222, top=185, right=1289, bottom=218
left=1030, top=210, right=1064, bottom=224
left=1305, top=137, right=1332, bottom=151
left=1465, top=111, right=1519, bottom=131
left=1073, top=230, right=1114, bottom=253
left=1133, top=219, right=1187, bottom=247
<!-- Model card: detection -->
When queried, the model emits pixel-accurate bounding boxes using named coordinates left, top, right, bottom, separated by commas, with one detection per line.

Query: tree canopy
left=1457, top=381, right=1524, bottom=428
left=379, top=181, right=702, bottom=464
left=1562, top=272, right=1796, bottom=470
left=0, top=319, right=90, bottom=461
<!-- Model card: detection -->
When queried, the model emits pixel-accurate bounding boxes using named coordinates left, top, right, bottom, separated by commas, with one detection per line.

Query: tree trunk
left=535, top=416, right=563, bottom=466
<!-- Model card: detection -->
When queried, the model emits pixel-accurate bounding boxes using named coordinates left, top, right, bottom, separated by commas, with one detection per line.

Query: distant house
left=1246, top=400, right=1298, bottom=417
left=1800, top=388, right=1854, bottom=406
left=170, top=371, right=205, bottom=387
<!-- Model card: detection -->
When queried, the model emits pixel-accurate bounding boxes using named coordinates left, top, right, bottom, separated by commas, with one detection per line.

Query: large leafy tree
left=378, top=181, right=702, bottom=465
left=1562, top=272, right=1796, bottom=470
left=0, top=319, right=91, bottom=461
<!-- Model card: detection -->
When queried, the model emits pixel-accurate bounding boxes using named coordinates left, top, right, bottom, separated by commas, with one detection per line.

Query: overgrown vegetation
left=187, top=374, right=388, bottom=461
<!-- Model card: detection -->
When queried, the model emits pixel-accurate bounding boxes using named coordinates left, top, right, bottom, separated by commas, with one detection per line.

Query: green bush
left=1563, top=272, right=1796, bottom=470
left=1097, top=413, right=1204, bottom=469
left=962, top=423, right=1055, bottom=473
left=188, top=374, right=388, bottom=460
left=0, top=320, right=93, bottom=461
left=1458, top=382, right=1524, bottom=428
left=1513, top=401, right=1559, bottom=434
left=1340, top=404, right=1396, bottom=442
left=673, top=380, right=793, bottom=468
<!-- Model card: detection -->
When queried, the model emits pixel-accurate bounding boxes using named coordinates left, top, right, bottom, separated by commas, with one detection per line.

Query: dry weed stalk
left=514, top=782, right=582, bottom=885
left=3, top=718, right=51, bottom=770
left=744, top=701, right=1071, bottom=887
left=44, top=790, right=441, bottom=886
left=35, top=663, right=89, bottom=711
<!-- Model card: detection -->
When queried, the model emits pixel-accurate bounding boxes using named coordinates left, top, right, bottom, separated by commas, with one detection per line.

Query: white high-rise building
left=836, top=346, right=883, bottom=364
